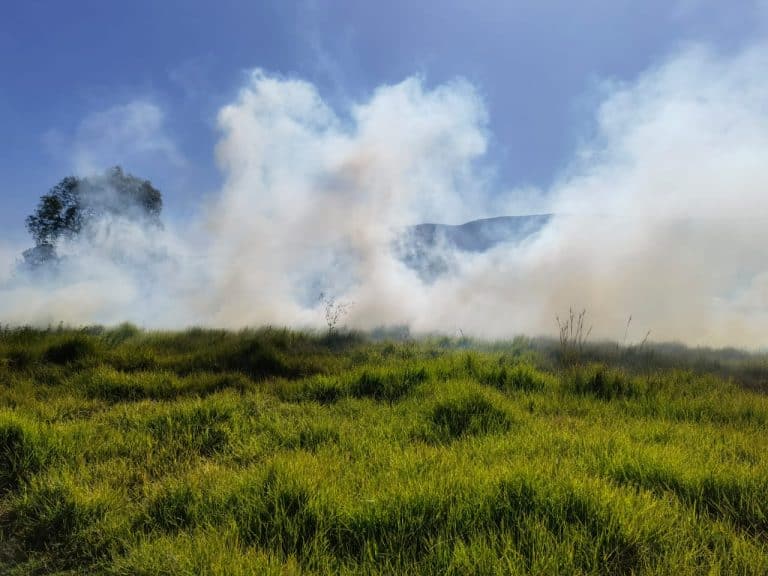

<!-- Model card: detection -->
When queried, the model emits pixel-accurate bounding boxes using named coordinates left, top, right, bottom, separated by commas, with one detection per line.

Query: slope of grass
left=0, top=325, right=767, bottom=574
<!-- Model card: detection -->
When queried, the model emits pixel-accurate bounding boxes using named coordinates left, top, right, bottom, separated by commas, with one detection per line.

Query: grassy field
left=1, top=325, right=767, bottom=575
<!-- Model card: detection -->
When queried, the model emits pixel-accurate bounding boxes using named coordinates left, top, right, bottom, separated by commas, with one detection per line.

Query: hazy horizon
left=2, top=3, right=768, bottom=347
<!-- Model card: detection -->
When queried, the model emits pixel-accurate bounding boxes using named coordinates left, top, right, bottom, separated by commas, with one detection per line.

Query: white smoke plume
left=2, top=43, right=768, bottom=347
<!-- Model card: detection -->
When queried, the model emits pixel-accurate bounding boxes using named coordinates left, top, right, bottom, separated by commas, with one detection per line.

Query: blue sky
left=1, top=0, right=765, bottom=243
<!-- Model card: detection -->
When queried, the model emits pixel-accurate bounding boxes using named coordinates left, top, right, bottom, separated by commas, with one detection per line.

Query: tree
left=25, top=176, right=82, bottom=249
left=22, top=166, right=163, bottom=268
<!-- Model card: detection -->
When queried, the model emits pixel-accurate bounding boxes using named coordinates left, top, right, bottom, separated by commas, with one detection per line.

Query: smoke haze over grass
left=2, top=44, right=768, bottom=347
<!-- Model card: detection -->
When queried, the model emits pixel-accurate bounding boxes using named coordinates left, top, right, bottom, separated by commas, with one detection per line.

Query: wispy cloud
left=45, top=99, right=184, bottom=176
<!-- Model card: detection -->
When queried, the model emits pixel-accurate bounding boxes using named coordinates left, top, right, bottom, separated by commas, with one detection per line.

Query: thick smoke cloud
left=202, top=72, right=489, bottom=327
left=2, top=44, right=768, bottom=347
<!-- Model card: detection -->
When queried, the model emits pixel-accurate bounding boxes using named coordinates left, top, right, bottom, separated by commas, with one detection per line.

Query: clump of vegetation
left=146, top=403, right=233, bottom=458
left=103, top=322, right=142, bottom=346
left=271, top=375, right=346, bottom=405
left=350, top=366, right=428, bottom=404
left=43, top=334, right=99, bottom=366
left=286, top=425, right=340, bottom=452
left=556, top=307, right=592, bottom=366
left=0, top=325, right=767, bottom=574
left=570, top=362, right=639, bottom=400
left=319, top=292, right=352, bottom=335
left=480, top=362, right=554, bottom=393
left=80, top=367, right=251, bottom=402
left=426, top=393, right=512, bottom=442
left=8, top=480, right=122, bottom=569
left=301, top=376, right=346, bottom=404
left=0, top=417, right=52, bottom=493
left=22, top=166, right=163, bottom=269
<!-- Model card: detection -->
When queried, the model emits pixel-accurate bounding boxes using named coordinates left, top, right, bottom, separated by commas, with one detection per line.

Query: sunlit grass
left=1, top=326, right=767, bottom=574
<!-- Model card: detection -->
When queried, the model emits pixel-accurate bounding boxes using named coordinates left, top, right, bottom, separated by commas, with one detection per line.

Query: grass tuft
left=480, top=362, right=553, bottom=393
left=0, top=416, right=51, bottom=493
left=570, top=363, right=640, bottom=400
left=43, top=334, right=99, bottom=366
left=350, top=366, right=428, bottom=404
left=146, top=404, right=232, bottom=458
left=425, top=393, right=512, bottom=442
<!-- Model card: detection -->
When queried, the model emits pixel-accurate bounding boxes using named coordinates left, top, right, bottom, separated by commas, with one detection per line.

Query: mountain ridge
left=399, top=214, right=552, bottom=280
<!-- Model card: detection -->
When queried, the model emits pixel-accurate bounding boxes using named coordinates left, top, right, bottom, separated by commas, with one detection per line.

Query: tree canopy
left=23, top=166, right=163, bottom=268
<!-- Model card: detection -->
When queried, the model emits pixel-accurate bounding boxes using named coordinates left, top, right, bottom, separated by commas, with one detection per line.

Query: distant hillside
left=397, top=214, right=551, bottom=280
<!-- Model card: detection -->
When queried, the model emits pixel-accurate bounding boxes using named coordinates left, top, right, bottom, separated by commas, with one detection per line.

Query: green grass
left=0, top=326, right=767, bottom=574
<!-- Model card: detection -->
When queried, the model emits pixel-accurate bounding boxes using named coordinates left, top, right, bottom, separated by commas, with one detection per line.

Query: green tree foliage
left=25, top=176, right=82, bottom=248
left=23, top=166, right=162, bottom=268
